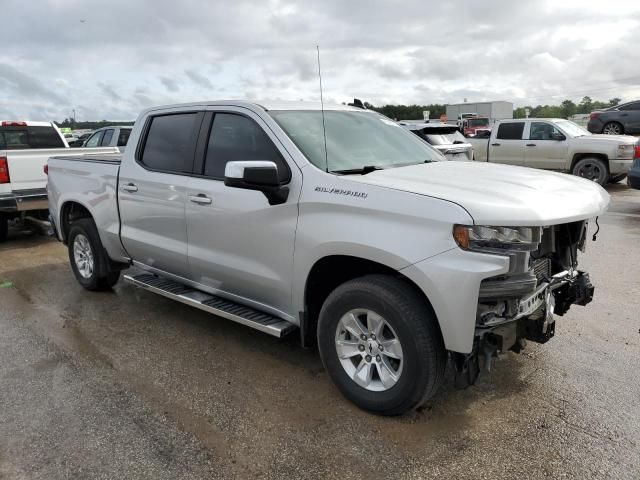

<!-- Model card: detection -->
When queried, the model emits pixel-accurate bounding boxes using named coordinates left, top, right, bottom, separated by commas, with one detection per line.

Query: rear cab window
left=496, top=122, right=525, bottom=140
left=139, top=113, right=201, bottom=173
left=0, top=125, right=65, bottom=149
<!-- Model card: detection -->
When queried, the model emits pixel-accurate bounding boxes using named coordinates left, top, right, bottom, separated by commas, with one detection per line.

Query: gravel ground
left=0, top=182, right=638, bottom=479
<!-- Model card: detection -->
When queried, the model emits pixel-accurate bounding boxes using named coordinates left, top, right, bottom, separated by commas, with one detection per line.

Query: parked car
left=48, top=101, right=608, bottom=415
left=467, top=118, right=637, bottom=185
left=399, top=122, right=473, bottom=161
left=83, top=126, right=132, bottom=152
left=627, top=149, right=640, bottom=189
left=68, top=132, right=92, bottom=147
left=0, top=120, right=119, bottom=242
left=587, top=100, right=640, bottom=135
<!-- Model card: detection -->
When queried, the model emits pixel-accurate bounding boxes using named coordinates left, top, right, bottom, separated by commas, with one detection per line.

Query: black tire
left=609, top=174, right=627, bottom=184
left=68, top=218, right=120, bottom=291
left=602, top=122, right=623, bottom=135
left=317, top=274, right=446, bottom=416
left=572, top=157, right=609, bottom=186
left=0, top=214, right=7, bottom=243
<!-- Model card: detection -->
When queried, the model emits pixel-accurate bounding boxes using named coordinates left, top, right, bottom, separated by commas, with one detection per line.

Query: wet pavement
left=0, top=183, right=639, bottom=479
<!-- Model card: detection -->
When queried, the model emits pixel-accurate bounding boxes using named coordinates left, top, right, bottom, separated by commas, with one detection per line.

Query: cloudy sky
left=1, top=0, right=639, bottom=121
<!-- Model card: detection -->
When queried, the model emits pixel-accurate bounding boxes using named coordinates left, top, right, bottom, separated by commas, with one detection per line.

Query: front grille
left=532, top=257, right=551, bottom=282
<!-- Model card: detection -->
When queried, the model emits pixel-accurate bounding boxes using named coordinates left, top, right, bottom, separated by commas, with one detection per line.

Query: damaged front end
left=452, top=221, right=595, bottom=387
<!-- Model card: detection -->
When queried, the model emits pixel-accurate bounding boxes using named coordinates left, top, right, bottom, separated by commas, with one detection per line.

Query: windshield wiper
left=332, top=165, right=384, bottom=175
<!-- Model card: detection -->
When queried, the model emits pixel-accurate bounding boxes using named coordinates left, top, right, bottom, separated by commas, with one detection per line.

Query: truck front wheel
left=572, top=157, right=609, bottom=186
left=317, top=275, right=446, bottom=415
left=67, top=218, right=120, bottom=290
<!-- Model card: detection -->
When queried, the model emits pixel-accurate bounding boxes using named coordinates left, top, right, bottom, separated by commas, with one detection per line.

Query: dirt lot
left=0, top=183, right=639, bottom=479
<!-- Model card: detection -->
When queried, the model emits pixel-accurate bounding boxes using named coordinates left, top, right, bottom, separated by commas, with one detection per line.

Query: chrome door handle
left=189, top=194, right=212, bottom=205
left=121, top=183, right=138, bottom=192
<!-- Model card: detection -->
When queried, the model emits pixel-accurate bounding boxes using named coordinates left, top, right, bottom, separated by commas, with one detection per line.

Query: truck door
left=490, top=122, right=525, bottom=166
left=118, top=111, right=203, bottom=278
left=524, top=121, right=568, bottom=170
left=184, top=109, right=301, bottom=319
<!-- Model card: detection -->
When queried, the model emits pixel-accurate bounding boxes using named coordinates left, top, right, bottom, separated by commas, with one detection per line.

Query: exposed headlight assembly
left=453, top=225, right=542, bottom=252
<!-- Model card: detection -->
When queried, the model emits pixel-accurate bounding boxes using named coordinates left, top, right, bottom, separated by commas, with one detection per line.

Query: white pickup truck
left=0, top=120, right=118, bottom=241
left=467, top=118, right=638, bottom=185
left=48, top=101, right=608, bottom=415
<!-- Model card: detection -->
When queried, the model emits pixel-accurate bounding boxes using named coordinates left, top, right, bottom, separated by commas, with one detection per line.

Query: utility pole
left=72, top=109, right=76, bottom=128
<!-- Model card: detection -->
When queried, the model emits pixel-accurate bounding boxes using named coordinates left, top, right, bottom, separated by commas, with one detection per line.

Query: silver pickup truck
left=48, top=101, right=608, bottom=415
left=467, top=118, right=638, bottom=185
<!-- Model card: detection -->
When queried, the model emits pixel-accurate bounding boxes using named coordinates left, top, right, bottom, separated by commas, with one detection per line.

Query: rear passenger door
left=490, top=122, right=525, bottom=166
left=118, top=110, right=204, bottom=278
left=185, top=108, right=301, bottom=319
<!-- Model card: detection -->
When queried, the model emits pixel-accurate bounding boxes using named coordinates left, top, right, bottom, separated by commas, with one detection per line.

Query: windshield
left=468, top=118, right=489, bottom=127
left=555, top=120, right=591, bottom=137
left=269, top=110, right=442, bottom=172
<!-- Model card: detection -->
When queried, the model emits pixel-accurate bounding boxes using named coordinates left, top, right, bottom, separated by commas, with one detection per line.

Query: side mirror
left=550, top=132, right=566, bottom=141
left=224, top=161, right=289, bottom=205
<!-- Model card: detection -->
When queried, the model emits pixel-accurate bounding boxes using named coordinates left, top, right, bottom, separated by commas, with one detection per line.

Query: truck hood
left=349, top=162, right=610, bottom=226
left=572, top=134, right=638, bottom=146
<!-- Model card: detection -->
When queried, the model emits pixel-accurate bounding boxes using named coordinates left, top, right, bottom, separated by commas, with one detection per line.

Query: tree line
left=54, top=96, right=623, bottom=128
left=364, top=96, right=621, bottom=120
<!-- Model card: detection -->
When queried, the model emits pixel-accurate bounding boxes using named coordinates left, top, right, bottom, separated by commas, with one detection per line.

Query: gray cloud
left=0, top=63, right=66, bottom=104
left=98, top=82, right=122, bottom=101
left=0, top=0, right=638, bottom=120
left=185, top=69, right=214, bottom=90
left=160, top=76, right=180, bottom=92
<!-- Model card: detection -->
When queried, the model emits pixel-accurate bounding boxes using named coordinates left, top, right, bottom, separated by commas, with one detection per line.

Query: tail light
left=634, top=144, right=640, bottom=159
left=589, top=112, right=599, bottom=120
left=0, top=156, right=9, bottom=184
left=1, top=121, right=27, bottom=127
left=43, top=163, right=48, bottom=175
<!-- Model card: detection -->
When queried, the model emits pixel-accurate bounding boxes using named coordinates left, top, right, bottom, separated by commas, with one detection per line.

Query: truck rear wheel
left=572, top=157, right=609, bottom=186
left=68, top=218, right=120, bottom=290
left=317, top=274, right=446, bottom=415
left=0, top=214, right=7, bottom=242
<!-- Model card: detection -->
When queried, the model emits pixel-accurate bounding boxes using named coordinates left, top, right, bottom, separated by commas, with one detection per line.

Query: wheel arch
left=300, top=254, right=443, bottom=349
left=570, top=152, right=609, bottom=173
left=59, top=200, right=94, bottom=244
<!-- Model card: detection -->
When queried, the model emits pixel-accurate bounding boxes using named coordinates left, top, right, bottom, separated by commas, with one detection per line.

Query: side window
left=101, top=129, right=114, bottom=146
left=529, top=122, right=561, bottom=140
left=140, top=113, right=199, bottom=173
left=85, top=131, right=104, bottom=147
left=496, top=122, right=524, bottom=140
left=618, top=102, right=640, bottom=111
left=203, top=113, right=290, bottom=182
left=117, top=129, right=131, bottom=147
left=0, top=130, right=28, bottom=149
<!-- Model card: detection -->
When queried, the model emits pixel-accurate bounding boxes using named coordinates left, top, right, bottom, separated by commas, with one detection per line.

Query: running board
left=124, top=273, right=297, bottom=338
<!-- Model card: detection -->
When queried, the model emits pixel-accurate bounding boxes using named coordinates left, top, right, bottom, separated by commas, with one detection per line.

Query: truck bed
left=47, top=152, right=125, bottom=260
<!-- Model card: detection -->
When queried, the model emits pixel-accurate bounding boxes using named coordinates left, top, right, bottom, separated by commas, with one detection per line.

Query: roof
left=0, top=120, right=55, bottom=127
left=141, top=100, right=365, bottom=115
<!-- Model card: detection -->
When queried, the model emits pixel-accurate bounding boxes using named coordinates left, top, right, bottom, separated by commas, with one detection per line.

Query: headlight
left=453, top=225, right=542, bottom=252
